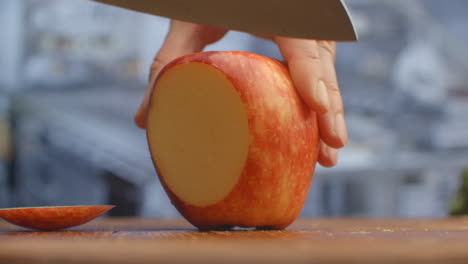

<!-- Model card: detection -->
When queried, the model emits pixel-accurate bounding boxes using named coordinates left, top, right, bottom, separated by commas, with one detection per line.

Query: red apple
left=0, top=205, right=114, bottom=231
left=146, top=51, right=319, bottom=230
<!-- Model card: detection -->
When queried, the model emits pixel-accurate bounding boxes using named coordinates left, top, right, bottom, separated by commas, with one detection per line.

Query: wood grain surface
left=1, top=217, right=468, bottom=263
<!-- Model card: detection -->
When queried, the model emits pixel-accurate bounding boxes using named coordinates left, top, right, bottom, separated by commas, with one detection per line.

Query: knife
left=92, top=0, right=357, bottom=41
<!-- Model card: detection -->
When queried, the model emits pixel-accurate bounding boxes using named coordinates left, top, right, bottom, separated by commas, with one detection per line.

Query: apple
left=0, top=205, right=115, bottom=231
left=146, top=51, right=319, bottom=230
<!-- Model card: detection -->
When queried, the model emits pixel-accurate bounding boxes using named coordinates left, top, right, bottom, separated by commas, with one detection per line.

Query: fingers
left=134, top=20, right=227, bottom=129
left=316, top=41, right=348, bottom=149
left=274, top=37, right=330, bottom=114
left=317, top=141, right=338, bottom=168
left=275, top=37, right=347, bottom=151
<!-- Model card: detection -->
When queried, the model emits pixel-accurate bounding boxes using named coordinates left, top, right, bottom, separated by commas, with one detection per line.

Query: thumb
left=135, top=21, right=227, bottom=129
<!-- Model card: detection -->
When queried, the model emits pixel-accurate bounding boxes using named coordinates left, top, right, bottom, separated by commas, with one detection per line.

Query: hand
left=135, top=20, right=348, bottom=167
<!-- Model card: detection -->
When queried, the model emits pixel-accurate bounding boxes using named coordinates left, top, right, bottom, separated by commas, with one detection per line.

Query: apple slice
left=0, top=205, right=115, bottom=231
left=146, top=51, right=319, bottom=230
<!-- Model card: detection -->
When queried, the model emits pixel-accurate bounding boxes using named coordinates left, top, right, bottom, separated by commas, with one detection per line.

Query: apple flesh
left=146, top=51, right=319, bottom=230
left=0, top=205, right=114, bottom=231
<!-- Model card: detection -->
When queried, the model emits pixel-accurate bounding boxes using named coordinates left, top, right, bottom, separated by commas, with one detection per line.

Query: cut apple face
left=147, top=62, right=250, bottom=207
left=0, top=205, right=115, bottom=231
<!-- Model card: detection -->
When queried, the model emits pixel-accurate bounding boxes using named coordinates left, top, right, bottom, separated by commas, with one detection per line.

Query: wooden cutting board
left=1, top=217, right=468, bottom=263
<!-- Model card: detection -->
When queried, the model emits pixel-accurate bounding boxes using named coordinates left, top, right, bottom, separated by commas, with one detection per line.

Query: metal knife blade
left=92, top=0, right=357, bottom=41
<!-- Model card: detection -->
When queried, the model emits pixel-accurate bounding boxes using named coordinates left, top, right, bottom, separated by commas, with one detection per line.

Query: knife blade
left=92, top=0, right=357, bottom=41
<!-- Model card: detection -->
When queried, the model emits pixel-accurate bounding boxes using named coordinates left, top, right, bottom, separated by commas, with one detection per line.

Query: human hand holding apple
left=139, top=21, right=347, bottom=230
left=136, top=20, right=347, bottom=167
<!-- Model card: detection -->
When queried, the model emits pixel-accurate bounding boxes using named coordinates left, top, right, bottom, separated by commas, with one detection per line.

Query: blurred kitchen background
left=1, top=0, right=467, bottom=218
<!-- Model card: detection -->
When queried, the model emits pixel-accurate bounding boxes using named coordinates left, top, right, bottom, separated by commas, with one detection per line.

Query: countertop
left=1, top=217, right=468, bottom=263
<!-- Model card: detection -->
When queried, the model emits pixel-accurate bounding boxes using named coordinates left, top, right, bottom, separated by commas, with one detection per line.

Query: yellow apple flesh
left=146, top=51, right=319, bottom=230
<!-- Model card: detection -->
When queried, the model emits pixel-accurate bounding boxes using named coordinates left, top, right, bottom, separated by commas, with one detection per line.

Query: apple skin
left=0, top=205, right=114, bottom=231
left=147, top=51, right=319, bottom=230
